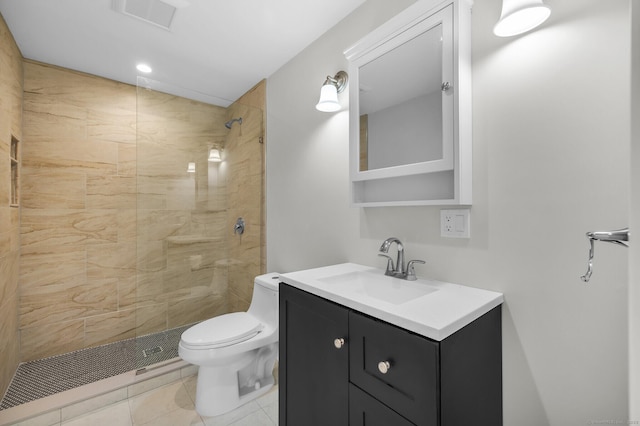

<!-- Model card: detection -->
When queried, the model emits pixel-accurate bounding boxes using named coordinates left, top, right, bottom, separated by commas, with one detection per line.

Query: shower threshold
left=0, top=324, right=193, bottom=411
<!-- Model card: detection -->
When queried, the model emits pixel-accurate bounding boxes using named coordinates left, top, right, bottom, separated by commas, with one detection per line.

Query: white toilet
left=178, top=272, right=280, bottom=417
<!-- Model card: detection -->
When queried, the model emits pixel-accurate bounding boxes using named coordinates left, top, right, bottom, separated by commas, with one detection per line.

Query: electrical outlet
left=441, top=209, right=470, bottom=238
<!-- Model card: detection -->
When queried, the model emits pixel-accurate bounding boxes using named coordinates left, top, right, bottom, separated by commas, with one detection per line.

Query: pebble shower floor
left=0, top=324, right=192, bottom=410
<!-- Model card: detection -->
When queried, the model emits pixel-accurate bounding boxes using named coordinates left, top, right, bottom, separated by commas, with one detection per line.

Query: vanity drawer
left=349, top=311, right=439, bottom=426
left=349, top=384, right=416, bottom=426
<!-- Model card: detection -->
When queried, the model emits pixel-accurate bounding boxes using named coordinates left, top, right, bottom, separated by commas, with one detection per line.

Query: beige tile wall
left=0, top=13, right=23, bottom=397
left=20, top=61, right=138, bottom=361
left=225, top=81, right=266, bottom=311
left=135, top=87, right=231, bottom=331
left=18, top=62, right=266, bottom=362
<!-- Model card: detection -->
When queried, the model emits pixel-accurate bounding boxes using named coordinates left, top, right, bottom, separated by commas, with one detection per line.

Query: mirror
left=344, top=0, right=472, bottom=206
left=347, top=3, right=455, bottom=182
left=359, top=23, right=444, bottom=172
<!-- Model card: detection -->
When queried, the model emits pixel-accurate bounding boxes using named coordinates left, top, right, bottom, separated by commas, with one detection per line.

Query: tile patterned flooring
left=1, top=325, right=192, bottom=410
left=44, top=375, right=277, bottom=426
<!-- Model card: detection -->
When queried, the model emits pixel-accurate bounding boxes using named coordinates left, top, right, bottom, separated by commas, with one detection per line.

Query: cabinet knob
left=378, top=361, right=391, bottom=374
left=334, top=338, right=346, bottom=349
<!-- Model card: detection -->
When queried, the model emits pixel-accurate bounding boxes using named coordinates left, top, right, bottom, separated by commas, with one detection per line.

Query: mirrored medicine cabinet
left=344, top=0, right=473, bottom=206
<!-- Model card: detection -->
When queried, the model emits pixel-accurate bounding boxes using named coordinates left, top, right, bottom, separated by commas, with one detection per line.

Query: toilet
left=178, top=272, right=280, bottom=417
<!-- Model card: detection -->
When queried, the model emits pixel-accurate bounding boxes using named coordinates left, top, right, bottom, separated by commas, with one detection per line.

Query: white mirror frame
left=344, top=0, right=473, bottom=207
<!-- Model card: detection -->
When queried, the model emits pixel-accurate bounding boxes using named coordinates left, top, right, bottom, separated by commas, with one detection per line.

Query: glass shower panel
left=223, top=101, right=265, bottom=313
left=134, top=77, right=264, bottom=368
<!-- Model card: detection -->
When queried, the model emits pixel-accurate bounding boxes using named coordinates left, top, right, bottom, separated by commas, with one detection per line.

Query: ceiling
left=0, top=0, right=366, bottom=106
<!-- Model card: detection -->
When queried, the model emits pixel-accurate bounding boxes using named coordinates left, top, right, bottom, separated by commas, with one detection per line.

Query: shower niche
left=345, top=0, right=473, bottom=206
left=10, top=135, right=19, bottom=207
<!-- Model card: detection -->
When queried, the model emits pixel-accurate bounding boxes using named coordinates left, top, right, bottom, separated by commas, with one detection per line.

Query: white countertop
left=280, top=263, right=503, bottom=341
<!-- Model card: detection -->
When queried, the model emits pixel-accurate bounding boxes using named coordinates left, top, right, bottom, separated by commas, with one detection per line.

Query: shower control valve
left=234, top=217, right=245, bottom=235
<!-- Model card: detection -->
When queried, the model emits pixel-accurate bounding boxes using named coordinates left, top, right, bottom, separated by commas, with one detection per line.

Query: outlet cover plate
left=441, top=209, right=470, bottom=238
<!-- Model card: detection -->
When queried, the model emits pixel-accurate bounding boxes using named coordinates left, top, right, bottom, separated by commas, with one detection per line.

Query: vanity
left=278, top=263, right=503, bottom=426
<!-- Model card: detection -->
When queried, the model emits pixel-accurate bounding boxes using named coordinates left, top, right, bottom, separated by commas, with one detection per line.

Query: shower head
left=225, top=117, right=242, bottom=129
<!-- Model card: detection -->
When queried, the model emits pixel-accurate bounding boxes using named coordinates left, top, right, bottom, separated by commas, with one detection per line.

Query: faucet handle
left=378, top=254, right=395, bottom=276
left=406, top=260, right=426, bottom=281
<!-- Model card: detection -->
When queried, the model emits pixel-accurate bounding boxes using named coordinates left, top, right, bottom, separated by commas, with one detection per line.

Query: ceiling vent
left=112, top=0, right=178, bottom=30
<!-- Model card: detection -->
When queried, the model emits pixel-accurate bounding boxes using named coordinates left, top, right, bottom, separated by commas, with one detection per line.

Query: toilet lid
left=181, top=312, right=264, bottom=348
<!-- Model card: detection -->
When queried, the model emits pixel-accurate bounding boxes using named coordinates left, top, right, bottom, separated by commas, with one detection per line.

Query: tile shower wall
left=226, top=81, right=266, bottom=311
left=20, top=61, right=139, bottom=361
left=0, top=13, right=23, bottom=398
left=135, top=87, right=230, bottom=331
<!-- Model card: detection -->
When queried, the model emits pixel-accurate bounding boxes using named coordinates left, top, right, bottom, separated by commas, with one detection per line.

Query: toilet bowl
left=178, top=272, right=280, bottom=417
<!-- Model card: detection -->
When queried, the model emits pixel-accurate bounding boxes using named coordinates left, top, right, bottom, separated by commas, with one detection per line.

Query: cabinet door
left=350, top=311, right=439, bottom=425
left=279, top=284, right=349, bottom=426
left=349, top=384, right=416, bottom=426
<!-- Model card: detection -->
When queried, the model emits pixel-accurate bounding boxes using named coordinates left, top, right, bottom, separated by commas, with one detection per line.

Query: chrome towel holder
left=580, top=227, right=629, bottom=282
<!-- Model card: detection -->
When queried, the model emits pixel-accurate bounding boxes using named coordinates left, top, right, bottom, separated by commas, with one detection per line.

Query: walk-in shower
left=0, top=74, right=265, bottom=419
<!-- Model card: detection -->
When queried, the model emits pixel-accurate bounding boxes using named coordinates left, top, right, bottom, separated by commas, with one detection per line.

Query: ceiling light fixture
left=136, top=63, right=152, bottom=73
left=315, top=71, right=348, bottom=112
left=493, top=0, right=551, bottom=37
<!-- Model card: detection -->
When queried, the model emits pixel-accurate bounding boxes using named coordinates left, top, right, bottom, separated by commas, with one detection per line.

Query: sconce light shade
left=316, top=71, right=348, bottom=112
left=493, top=0, right=551, bottom=37
left=208, top=148, right=222, bottom=162
left=316, top=84, right=340, bottom=112
left=187, top=162, right=196, bottom=173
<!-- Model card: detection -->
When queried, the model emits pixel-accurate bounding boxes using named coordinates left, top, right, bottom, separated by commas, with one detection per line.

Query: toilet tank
left=248, top=273, right=280, bottom=327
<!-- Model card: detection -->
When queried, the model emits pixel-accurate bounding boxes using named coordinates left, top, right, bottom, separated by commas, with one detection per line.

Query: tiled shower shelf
left=166, top=235, right=221, bottom=244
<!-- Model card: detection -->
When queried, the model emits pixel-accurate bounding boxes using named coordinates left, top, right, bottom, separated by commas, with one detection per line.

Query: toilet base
left=194, top=365, right=275, bottom=417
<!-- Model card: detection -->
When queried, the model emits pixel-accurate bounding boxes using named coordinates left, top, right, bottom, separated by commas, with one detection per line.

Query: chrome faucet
left=378, top=237, right=425, bottom=280
left=379, top=237, right=405, bottom=274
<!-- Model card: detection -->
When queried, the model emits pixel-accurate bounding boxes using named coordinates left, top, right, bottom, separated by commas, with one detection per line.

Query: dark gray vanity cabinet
left=279, top=283, right=350, bottom=426
left=279, top=283, right=502, bottom=426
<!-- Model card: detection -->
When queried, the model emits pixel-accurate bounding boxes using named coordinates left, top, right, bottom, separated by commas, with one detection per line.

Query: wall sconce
left=493, top=0, right=551, bottom=37
left=187, top=162, right=196, bottom=173
left=208, top=148, right=222, bottom=162
left=315, top=71, right=348, bottom=112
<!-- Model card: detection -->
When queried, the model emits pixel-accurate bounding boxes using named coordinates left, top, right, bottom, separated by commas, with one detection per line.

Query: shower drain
left=142, top=346, right=164, bottom=358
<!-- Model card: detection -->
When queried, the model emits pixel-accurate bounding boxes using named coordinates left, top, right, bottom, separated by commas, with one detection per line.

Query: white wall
left=266, top=0, right=631, bottom=424
left=368, top=92, right=443, bottom=169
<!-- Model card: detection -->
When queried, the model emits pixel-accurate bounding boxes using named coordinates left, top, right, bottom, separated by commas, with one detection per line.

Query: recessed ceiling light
left=136, top=63, right=152, bottom=73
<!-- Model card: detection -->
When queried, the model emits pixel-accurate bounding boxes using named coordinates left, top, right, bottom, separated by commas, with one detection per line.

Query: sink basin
left=280, top=263, right=504, bottom=341
left=318, top=270, right=437, bottom=305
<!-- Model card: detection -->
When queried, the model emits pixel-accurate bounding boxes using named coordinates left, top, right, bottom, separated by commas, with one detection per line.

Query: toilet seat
left=181, top=312, right=264, bottom=350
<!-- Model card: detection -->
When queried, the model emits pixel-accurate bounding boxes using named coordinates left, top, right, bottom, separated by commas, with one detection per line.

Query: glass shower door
left=134, top=77, right=264, bottom=370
